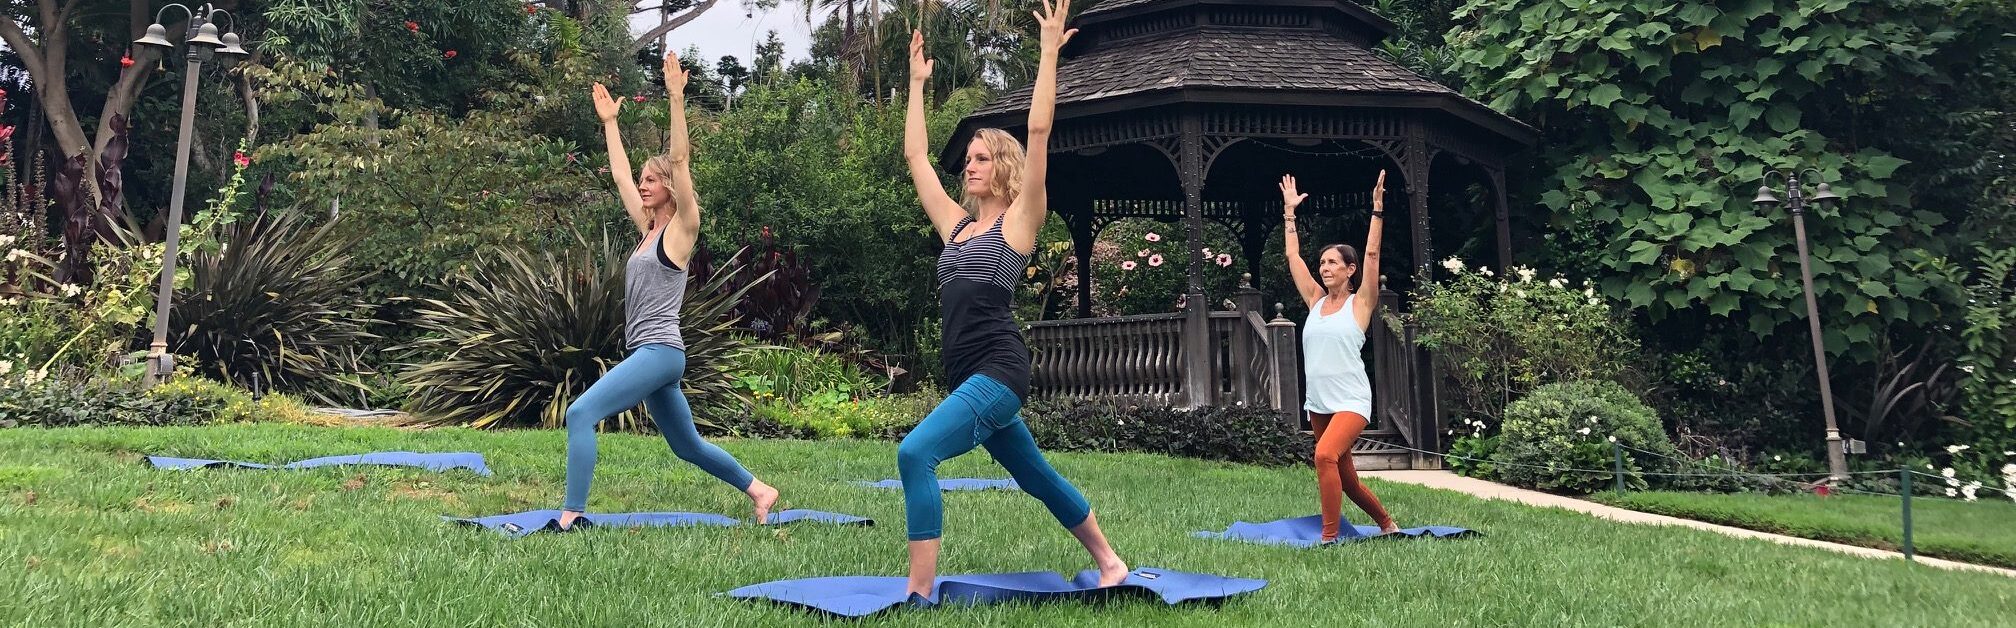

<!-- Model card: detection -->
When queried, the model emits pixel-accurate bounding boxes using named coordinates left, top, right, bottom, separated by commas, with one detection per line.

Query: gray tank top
left=624, top=228, right=686, bottom=350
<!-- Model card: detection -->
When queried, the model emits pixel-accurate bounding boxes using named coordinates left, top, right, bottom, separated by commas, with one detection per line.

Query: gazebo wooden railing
left=1024, top=281, right=1436, bottom=470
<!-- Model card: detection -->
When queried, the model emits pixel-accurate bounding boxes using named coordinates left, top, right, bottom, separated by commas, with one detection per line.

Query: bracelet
left=1370, top=211, right=1385, bottom=217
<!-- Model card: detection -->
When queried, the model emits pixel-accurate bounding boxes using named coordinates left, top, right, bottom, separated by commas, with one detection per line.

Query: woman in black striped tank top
left=894, top=1, right=1129, bottom=599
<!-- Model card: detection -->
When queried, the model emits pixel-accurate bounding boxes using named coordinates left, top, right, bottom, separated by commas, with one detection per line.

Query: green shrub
left=728, top=345, right=886, bottom=406
left=399, top=231, right=766, bottom=432
left=0, top=372, right=202, bottom=428
left=171, top=210, right=379, bottom=406
left=1494, top=380, right=1680, bottom=494
left=1447, top=434, right=1501, bottom=480
left=724, top=388, right=936, bottom=440
left=1396, top=266, right=1642, bottom=428
left=1025, top=403, right=1311, bottom=467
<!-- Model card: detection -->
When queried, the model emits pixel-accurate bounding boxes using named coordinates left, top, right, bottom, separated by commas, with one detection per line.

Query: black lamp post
left=133, top=3, right=248, bottom=385
left=1752, top=169, right=1848, bottom=482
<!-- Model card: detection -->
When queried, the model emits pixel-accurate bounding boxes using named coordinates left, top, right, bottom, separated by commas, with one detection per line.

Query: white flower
left=1926, top=464, right=1936, bottom=470
left=1441, top=257, right=1465, bottom=273
left=1962, top=482, right=1981, bottom=502
left=1201, top=247, right=1212, bottom=256
left=22, top=368, right=46, bottom=385
left=1479, top=266, right=1495, bottom=277
left=1576, top=427, right=1592, bottom=436
left=1946, top=488, right=1958, bottom=497
left=4, top=249, right=26, bottom=262
left=2005, top=464, right=2016, bottom=473
left=1587, top=416, right=1598, bottom=424
left=0, top=360, right=11, bottom=375
left=1961, top=365, right=1976, bottom=374
left=1548, top=277, right=1565, bottom=289
left=1587, top=298, right=1600, bottom=305
left=1137, top=249, right=1150, bottom=257
left=1947, top=445, right=1970, bottom=454
left=1583, top=287, right=1596, bottom=298
left=1514, top=289, right=1526, bottom=298
left=59, top=283, right=81, bottom=297
left=1942, top=467, right=1957, bottom=478
left=1774, top=455, right=1782, bottom=462
left=1516, top=267, right=1536, bottom=283
left=1607, top=435, right=1617, bottom=443
left=0, top=234, right=13, bottom=247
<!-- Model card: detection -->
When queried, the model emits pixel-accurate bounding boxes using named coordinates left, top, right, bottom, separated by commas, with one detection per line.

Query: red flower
left=526, top=4, right=538, bottom=14
left=232, top=151, right=250, bottom=168
left=443, top=50, right=457, bottom=60
left=405, top=21, right=419, bottom=32
left=121, top=53, right=135, bottom=68
left=631, top=95, right=646, bottom=103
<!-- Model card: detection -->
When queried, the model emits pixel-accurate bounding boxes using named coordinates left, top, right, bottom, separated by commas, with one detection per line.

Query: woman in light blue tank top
left=552, top=53, right=779, bottom=531
left=1281, top=171, right=1400, bottom=541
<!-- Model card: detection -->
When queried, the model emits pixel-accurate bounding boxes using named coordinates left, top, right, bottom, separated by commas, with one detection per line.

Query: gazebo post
left=1179, top=110, right=1214, bottom=408
left=1490, top=167, right=1513, bottom=270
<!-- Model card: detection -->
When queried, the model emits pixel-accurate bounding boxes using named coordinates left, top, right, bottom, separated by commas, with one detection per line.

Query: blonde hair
left=959, top=128, right=1025, bottom=211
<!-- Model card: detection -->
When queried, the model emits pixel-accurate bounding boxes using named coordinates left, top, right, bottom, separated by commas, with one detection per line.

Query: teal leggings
left=563, top=344, right=753, bottom=512
left=896, top=374, right=1091, bottom=541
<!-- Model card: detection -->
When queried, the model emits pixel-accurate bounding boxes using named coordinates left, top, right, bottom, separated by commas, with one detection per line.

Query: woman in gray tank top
left=1281, top=171, right=1401, bottom=542
left=555, top=52, right=778, bottom=530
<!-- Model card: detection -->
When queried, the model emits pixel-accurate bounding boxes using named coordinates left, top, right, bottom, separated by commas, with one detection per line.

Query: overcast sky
left=628, top=1, right=820, bottom=65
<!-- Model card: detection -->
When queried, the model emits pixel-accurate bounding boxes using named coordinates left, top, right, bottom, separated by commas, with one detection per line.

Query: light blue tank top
left=1303, top=294, right=1372, bottom=417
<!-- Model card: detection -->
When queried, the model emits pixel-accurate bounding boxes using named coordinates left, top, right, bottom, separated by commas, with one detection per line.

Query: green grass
left=3, top=424, right=2013, bottom=626
left=1592, top=489, right=2016, bottom=569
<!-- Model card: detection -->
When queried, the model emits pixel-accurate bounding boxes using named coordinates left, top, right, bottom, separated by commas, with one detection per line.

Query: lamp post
left=1752, top=169, right=1848, bottom=483
left=134, top=4, right=248, bottom=386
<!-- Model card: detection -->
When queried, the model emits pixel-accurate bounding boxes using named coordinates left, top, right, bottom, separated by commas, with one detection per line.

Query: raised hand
left=908, top=29, right=934, bottom=84
left=1370, top=170, right=1387, bottom=213
left=663, top=50, right=690, bottom=96
left=1280, top=174, right=1308, bottom=216
left=1034, top=0, right=1078, bottom=50
left=591, top=82, right=620, bottom=122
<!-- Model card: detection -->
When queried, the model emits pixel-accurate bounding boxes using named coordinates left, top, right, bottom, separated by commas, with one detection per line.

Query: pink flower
left=632, top=95, right=646, bottom=103
left=1120, top=261, right=1137, bottom=271
left=597, top=166, right=610, bottom=174
left=1147, top=254, right=1164, bottom=267
left=1144, top=232, right=1162, bottom=242
left=1136, top=249, right=1150, bottom=257
left=405, top=21, right=420, bottom=32
left=1215, top=253, right=1233, bottom=267
left=232, top=151, right=250, bottom=168
left=443, top=50, right=457, bottom=60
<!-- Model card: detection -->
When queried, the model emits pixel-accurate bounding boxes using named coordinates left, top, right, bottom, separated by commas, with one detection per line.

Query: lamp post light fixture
left=1752, top=168, right=1849, bottom=483
left=134, top=3, right=248, bottom=386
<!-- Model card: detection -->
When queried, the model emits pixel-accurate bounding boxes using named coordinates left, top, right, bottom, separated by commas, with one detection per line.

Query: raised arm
left=1003, top=0, right=1077, bottom=253
left=1352, top=170, right=1388, bottom=330
left=904, top=30, right=967, bottom=242
left=594, top=82, right=650, bottom=234
left=1280, top=174, right=1321, bottom=309
left=663, top=51, right=702, bottom=235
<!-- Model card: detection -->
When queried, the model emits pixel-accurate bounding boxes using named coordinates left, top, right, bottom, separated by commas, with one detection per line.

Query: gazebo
left=942, top=0, right=1537, bottom=468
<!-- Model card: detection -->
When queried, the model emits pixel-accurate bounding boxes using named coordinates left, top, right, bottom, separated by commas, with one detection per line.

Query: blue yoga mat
left=147, top=452, right=493, bottom=476
left=857, top=478, right=1020, bottom=491
left=447, top=509, right=872, bottom=538
left=1195, top=514, right=1476, bottom=548
left=726, top=567, right=1266, bottom=618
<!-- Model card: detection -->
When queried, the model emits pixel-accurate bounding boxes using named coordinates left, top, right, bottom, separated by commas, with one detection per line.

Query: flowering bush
left=1091, top=221, right=1245, bottom=316
left=1396, top=259, right=1643, bottom=428
left=1493, top=380, right=1681, bottom=494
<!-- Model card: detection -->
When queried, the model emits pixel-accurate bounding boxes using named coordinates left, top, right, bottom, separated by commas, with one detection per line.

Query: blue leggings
left=563, top=344, right=754, bottom=512
left=896, top=374, right=1091, bottom=541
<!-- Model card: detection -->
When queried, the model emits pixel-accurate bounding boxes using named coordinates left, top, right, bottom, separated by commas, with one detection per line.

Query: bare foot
left=746, top=480, right=779, bottom=524
left=1378, top=520, right=1402, bottom=535
left=1096, top=557, right=1130, bottom=587
left=558, top=510, right=584, bottom=530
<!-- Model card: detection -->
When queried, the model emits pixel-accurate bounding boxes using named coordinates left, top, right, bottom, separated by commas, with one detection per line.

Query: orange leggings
left=1312, top=411, right=1394, bottom=540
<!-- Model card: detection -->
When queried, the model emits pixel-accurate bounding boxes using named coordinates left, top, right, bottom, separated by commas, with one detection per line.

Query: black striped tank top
left=935, top=213, right=1032, bottom=400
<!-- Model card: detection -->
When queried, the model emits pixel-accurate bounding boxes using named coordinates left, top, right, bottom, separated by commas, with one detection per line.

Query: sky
left=628, top=1, right=820, bottom=66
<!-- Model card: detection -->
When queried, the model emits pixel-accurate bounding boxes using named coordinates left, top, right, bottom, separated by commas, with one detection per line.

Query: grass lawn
left=3, top=424, right=2013, bottom=626
left=1591, top=489, right=2016, bottom=569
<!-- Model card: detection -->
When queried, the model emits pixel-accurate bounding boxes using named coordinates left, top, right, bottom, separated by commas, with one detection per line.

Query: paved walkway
left=1363, top=469, right=2016, bottom=579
